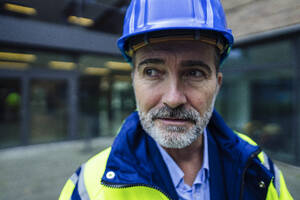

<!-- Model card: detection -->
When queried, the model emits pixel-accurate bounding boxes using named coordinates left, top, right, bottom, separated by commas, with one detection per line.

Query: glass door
left=0, top=78, right=21, bottom=148
left=29, top=79, right=68, bottom=143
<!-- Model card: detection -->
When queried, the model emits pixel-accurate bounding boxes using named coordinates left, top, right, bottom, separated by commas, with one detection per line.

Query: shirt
left=156, top=129, right=210, bottom=200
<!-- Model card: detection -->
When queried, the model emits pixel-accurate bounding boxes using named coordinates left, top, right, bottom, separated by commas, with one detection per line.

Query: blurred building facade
left=217, top=0, right=300, bottom=166
left=0, top=0, right=299, bottom=166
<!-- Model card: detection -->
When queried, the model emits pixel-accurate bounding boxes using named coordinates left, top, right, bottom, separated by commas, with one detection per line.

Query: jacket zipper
left=239, top=147, right=262, bottom=200
left=101, top=180, right=175, bottom=200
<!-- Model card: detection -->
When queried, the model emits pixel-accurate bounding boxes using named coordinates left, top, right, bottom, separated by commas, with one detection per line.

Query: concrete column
left=68, top=76, right=78, bottom=139
left=292, top=37, right=300, bottom=165
left=21, top=77, right=29, bottom=145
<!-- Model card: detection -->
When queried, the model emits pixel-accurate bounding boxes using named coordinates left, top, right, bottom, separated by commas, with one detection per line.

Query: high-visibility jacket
left=59, top=111, right=293, bottom=200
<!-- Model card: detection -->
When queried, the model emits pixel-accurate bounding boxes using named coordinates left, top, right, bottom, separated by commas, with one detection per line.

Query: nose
left=162, top=80, right=187, bottom=109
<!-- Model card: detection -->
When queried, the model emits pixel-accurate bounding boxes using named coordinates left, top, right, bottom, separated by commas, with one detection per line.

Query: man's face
left=133, top=40, right=223, bottom=149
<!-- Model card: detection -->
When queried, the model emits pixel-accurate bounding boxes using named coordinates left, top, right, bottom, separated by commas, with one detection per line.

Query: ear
left=216, top=72, right=223, bottom=92
left=131, top=70, right=135, bottom=81
left=131, top=71, right=135, bottom=90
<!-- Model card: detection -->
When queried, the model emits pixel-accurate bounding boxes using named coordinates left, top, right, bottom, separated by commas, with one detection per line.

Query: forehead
left=134, top=40, right=215, bottom=63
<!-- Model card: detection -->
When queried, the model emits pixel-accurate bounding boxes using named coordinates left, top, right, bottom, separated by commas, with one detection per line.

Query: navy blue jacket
left=101, top=111, right=275, bottom=200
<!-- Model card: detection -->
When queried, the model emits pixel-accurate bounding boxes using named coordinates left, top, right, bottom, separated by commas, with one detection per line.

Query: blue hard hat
left=118, top=0, right=234, bottom=64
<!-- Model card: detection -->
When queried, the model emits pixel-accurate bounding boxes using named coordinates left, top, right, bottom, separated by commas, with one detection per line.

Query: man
left=59, top=0, right=293, bottom=199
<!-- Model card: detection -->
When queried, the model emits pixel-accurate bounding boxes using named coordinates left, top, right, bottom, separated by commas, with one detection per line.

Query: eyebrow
left=181, top=60, right=212, bottom=74
left=137, top=58, right=165, bottom=69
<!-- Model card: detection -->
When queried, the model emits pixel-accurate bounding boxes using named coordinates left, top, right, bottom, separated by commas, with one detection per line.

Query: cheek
left=187, top=83, right=218, bottom=113
left=133, top=79, right=162, bottom=112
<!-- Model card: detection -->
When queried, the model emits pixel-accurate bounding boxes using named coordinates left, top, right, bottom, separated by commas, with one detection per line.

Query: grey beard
left=137, top=95, right=216, bottom=149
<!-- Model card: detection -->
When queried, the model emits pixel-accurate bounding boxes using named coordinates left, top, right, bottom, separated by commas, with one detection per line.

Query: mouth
left=155, top=117, right=194, bottom=126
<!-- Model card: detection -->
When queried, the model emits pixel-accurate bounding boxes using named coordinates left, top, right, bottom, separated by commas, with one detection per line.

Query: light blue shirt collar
left=156, top=129, right=210, bottom=188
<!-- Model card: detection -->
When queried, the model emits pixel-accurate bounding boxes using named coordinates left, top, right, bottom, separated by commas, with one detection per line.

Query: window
left=217, top=39, right=297, bottom=164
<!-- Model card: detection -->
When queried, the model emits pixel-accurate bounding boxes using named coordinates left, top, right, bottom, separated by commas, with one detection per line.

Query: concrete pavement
left=0, top=137, right=114, bottom=200
left=0, top=137, right=299, bottom=200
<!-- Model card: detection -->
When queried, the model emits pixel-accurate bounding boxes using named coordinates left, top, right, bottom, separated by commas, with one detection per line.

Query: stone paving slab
left=0, top=137, right=299, bottom=200
left=0, top=137, right=114, bottom=200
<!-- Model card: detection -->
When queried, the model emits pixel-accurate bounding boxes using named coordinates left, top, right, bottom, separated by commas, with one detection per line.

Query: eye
left=188, top=70, right=203, bottom=77
left=144, top=68, right=160, bottom=77
left=184, top=69, right=206, bottom=78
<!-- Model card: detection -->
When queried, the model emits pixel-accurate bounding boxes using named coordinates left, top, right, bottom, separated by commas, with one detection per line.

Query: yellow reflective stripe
left=273, top=164, right=281, bottom=196
left=257, top=152, right=264, bottom=163
left=236, top=132, right=257, bottom=146
left=59, top=179, right=75, bottom=200
left=84, top=147, right=112, bottom=198
left=94, top=185, right=170, bottom=200
left=266, top=174, right=294, bottom=200
left=78, top=164, right=91, bottom=200
left=266, top=179, right=279, bottom=200
left=69, top=172, right=79, bottom=185
left=262, top=152, right=270, bottom=170
left=278, top=171, right=294, bottom=200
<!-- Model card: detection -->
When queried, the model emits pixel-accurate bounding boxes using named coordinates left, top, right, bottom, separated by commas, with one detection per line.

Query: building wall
left=0, top=0, right=299, bottom=166
left=223, top=0, right=300, bottom=38
left=217, top=1, right=300, bottom=165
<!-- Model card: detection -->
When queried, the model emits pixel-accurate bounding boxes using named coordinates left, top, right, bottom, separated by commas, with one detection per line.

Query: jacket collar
left=102, top=110, right=267, bottom=200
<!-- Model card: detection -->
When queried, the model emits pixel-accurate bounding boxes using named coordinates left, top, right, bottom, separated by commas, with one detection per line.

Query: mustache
left=150, top=105, right=199, bottom=123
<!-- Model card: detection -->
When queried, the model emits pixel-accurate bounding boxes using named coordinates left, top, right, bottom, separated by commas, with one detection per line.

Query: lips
left=155, top=117, right=193, bottom=126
